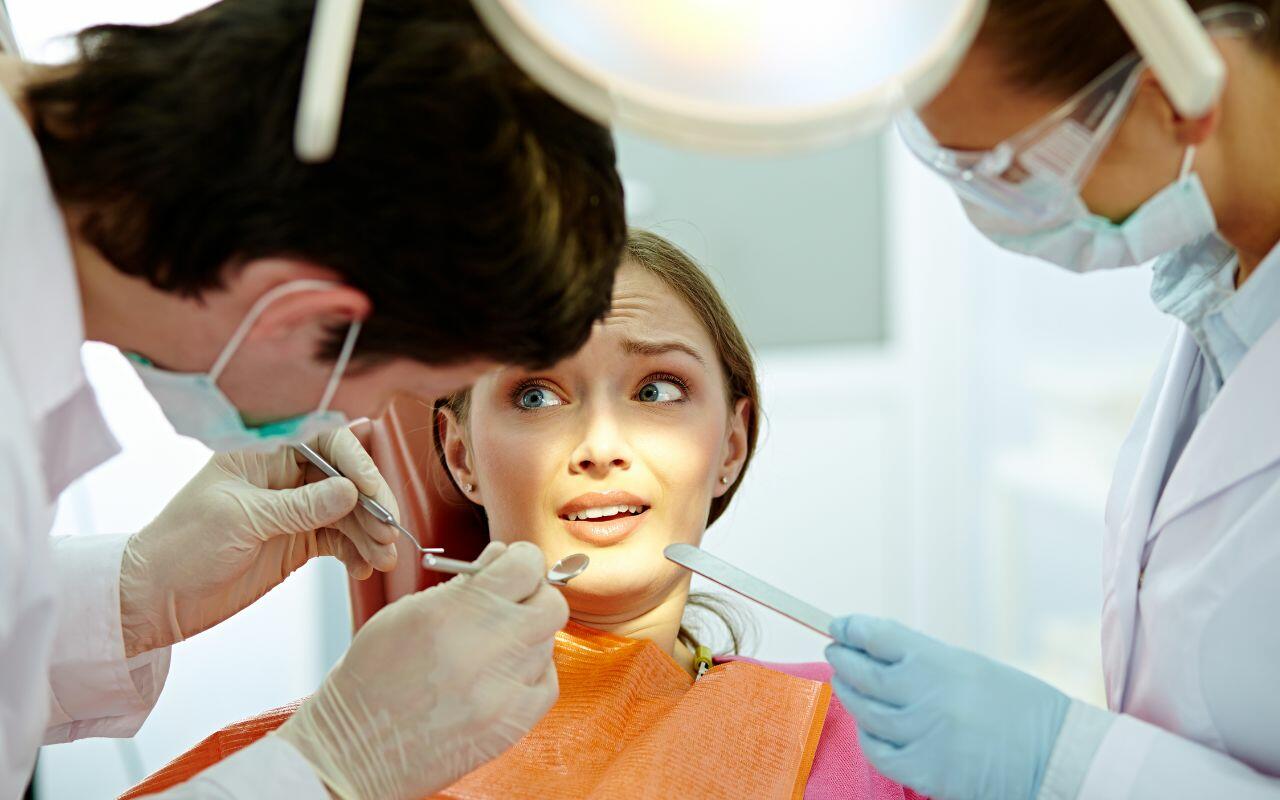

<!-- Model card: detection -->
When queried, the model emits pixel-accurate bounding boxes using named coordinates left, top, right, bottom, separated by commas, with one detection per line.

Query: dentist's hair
left=980, top=0, right=1279, bottom=98
left=24, top=0, right=625, bottom=370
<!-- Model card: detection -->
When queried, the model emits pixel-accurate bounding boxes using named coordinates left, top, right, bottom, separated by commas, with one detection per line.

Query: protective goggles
left=897, top=4, right=1267, bottom=225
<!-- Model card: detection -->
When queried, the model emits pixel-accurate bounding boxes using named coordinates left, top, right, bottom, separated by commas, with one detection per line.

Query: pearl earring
left=720, top=476, right=730, bottom=485
left=463, top=483, right=474, bottom=493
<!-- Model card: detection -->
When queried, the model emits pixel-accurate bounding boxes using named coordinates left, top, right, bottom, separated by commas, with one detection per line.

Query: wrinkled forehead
left=594, top=261, right=716, bottom=359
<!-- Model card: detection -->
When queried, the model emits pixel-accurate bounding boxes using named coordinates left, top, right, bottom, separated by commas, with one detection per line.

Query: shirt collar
left=1, top=88, right=119, bottom=498
left=1151, top=233, right=1280, bottom=386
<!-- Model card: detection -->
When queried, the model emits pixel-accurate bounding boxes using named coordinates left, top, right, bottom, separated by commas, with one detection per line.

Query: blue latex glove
left=825, top=614, right=1071, bottom=800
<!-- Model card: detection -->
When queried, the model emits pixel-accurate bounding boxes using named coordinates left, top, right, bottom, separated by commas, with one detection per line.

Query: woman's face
left=441, top=261, right=750, bottom=621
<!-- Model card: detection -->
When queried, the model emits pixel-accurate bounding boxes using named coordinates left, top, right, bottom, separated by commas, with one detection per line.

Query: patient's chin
left=558, top=564, right=680, bottom=621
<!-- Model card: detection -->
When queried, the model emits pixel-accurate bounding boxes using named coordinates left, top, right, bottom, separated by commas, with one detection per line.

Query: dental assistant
left=825, top=2, right=1280, bottom=799
left=0, top=1, right=626, bottom=797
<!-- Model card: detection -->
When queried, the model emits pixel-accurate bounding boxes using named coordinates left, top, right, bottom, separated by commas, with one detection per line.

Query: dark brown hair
left=439, top=228, right=762, bottom=653
left=24, top=0, right=624, bottom=369
left=980, top=0, right=1279, bottom=97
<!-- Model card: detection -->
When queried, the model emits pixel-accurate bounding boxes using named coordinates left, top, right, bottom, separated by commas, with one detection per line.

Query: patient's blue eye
left=517, top=386, right=562, bottom=409
left=636, top=380, right=685, bottom=403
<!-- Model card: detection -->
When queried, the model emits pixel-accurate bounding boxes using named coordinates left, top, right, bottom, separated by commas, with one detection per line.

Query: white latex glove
left=275, top=540, right=567, bottom=800
left=119, top=426, right=401, bottom=658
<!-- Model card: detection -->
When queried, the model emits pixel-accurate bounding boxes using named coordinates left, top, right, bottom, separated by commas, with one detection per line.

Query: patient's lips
left=558, top=491, right=650, bottom=546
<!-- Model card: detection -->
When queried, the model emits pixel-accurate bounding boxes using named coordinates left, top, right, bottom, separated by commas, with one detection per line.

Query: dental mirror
left=422, top=552, right=590, bottom=587
left=545, top=552, right=591, bottom=586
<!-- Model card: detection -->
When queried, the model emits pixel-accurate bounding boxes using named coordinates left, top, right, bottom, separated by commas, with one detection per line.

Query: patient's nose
left=569, top=413, right=632, bottom=478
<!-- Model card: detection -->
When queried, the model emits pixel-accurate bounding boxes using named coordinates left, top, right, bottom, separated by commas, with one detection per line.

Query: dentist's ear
left=437, top=405, right=482, bottom=505
left=714, top=398, right=751, bottom=497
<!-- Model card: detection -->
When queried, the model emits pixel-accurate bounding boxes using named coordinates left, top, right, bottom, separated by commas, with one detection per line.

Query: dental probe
left=422, top=552, right=590, bottom=588
left=664, top=544, right=835, bottom=637
left=291, top=442, right=444, bottom=556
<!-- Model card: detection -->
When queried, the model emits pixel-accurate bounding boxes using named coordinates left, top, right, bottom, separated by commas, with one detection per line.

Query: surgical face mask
left=126, top=280, right=362, bottom=452
left=964, top=146, right=1218, bottom=272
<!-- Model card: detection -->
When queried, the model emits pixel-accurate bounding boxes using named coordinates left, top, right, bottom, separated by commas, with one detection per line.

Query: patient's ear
left=713, top=398, right=751, bottom=498
left=437, top=406, right=483, bottom=506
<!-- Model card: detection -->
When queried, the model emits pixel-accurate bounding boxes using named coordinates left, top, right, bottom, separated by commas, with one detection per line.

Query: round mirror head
left=471, top=0, right=987, bottom=152
left=547, top=553, right=591, bottom=586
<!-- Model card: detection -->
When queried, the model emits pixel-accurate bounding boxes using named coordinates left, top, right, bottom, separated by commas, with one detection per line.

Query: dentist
left=827, top=2, right=1280, bottom=799
left=0, top=0, right=624, bottom=797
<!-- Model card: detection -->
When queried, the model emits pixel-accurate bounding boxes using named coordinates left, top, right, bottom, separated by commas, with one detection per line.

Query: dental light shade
left=0, top=0, right=19, bottom=56
left=1107, top=0, right=1226, bottom=118
left=284, top=0, right=1223, bottom=160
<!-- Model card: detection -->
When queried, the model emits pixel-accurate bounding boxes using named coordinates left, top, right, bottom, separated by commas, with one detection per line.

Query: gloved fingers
left=829, top=614, right=913, bottom=663
left=831, top=676, right=922, bottom=747
left=321, top=428, right=402, bottom=550
left=512, top=583, right=570, bottom=645
left=503, top=636, right=557, bottom=687
left=328, top=512, right=400, bottom=573
left=513, top=656, right=560, bottom=723
left=472, top=541, right=508, bottom=569
left=855, top=728, right=914, bottom=786
left=469, top=541, right=547, bottom=602
left=825, top=643, right=913, bottom=706
left=314, top=428, right=400, bottom=546
left=318, top=528, right=374, bottom=580
left=257, top=477, right=359, bottom=537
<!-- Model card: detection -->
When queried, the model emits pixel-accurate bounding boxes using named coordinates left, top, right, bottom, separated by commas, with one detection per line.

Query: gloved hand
left=275, top=541, right=568, bottom=800
left=826, top=614, right=1070, bottom=800
left=119, top=426, right=401, bottom=658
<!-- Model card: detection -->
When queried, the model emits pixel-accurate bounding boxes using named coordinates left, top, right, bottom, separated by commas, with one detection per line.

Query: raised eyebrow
left=621, top=338, right=707, bottom=367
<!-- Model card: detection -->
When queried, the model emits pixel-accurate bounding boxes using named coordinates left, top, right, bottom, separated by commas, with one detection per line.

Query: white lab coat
left=1076, top=319, right=1280, bottom=798
left=1, top=83, right=326, bottom=796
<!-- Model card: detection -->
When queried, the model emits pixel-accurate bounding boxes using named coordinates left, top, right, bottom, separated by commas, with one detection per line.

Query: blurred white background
left=9, top=1, right=1175, bottom=798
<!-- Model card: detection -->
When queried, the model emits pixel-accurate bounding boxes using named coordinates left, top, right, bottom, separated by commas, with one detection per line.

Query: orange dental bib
left=436, top=623, right=830, bottom=799
left=123, top=623, right=830, bottom=799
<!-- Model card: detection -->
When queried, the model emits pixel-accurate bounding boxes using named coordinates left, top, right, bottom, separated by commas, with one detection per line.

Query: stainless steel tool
left=664, top=543, right=835, bottom=637
left=422, top=552, right=590, bottom=587
left=292, top=442, right=444, bottom=556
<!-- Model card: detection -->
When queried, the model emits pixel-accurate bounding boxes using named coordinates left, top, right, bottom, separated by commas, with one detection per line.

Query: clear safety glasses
left=897, top=4, right=1268, bottom=225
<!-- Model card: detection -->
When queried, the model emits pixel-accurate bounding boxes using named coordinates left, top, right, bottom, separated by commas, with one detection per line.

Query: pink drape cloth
left=723, top=657, right=929, bottom=800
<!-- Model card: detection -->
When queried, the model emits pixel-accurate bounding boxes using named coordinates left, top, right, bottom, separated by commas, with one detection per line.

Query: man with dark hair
left=0, top=0, right=624, bottom=797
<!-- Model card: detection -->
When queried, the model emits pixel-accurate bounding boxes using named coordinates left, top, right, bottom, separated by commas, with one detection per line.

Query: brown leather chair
left=349, top=395, right=488, bottom=632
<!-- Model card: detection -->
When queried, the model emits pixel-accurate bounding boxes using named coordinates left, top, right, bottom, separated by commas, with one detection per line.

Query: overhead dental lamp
left=0, top=0, right=19, bottom=56
left=0, top=0, right=1230, bottom=157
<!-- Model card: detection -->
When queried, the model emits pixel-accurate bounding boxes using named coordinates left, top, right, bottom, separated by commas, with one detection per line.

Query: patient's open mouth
left=557, top=492, right=651, bottom=546
left=560, top=504, right=649, bottom=523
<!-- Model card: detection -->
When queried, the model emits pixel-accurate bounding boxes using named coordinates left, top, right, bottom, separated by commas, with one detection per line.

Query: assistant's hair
left=979, top=0, right=1278, bottom=97
left=24, top=0, right=625, bottom=368
left=438, top=228, right=762, bottom=653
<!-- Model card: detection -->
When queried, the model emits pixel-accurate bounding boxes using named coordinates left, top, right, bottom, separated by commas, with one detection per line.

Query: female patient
left=123, top=231, right=923, bottom=800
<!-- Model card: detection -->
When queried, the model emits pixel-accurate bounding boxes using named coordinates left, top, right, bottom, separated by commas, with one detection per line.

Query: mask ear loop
left=1178, top=145, right=1198, bottom=182
left=208, top=279, right=341, bottom=382
left=316, top=319, right=361, bottom=413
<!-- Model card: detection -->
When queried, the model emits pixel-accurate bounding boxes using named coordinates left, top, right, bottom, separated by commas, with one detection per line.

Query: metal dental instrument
left=291, top=442, right=444, bottom=556
left=422, top=552, right=590, bottom=588
left=664, top=543, right=835, bottom=638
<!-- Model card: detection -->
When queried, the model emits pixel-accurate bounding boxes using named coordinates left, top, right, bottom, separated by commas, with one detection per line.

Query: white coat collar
left=1102, top=316, right=1280, bottom=709
left=0, top=88, right=119, bottom=499
left=1149, top=317, right=1280, bottom=533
